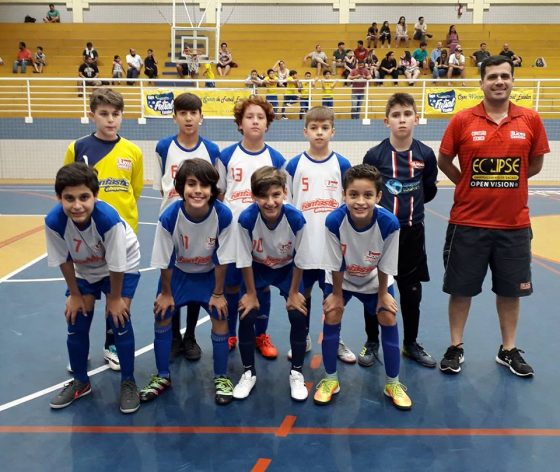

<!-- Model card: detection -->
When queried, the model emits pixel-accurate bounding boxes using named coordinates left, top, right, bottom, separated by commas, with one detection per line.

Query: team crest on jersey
left=385, top=179, right=403, bottom=195
left=471, top=131, right=486, bottom=142
left=510, top=131, right=526, bottom=140
left=278, top=241, right=293, bottom=255
left=324, top=179, right=339, bottom=191
left=206, top=237, right=217, bottom=249
left=411, top=161, right=425, bottom=169
left=364, top=250, right=381, bottom=264
left=117, top=158, right=132, bottom=171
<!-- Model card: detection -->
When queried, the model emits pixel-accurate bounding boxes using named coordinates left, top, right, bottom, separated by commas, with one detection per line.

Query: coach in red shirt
left=437, top=56, right=550, bottom=378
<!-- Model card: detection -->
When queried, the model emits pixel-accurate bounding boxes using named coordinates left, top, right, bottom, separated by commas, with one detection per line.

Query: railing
left=1, top=77, right=560, bottom=123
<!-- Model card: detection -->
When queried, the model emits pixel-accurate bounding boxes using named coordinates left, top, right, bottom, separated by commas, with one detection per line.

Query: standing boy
left=47, top=163, right=141, bottom=414
left=314, top=164, right=412, bottom=410
left=217, top=96, right=285, bottom=357
left=362, top=93, right=438, bottom=368
left=153, top=92, right=221, bottom=361
left=64, top=88, right=144, bottom=372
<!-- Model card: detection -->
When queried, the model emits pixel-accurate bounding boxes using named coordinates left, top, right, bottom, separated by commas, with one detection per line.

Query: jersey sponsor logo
left=520, top=282, right=532, bottom=290
left=510, top=131, right=526, bottom=140
left=411, top=161, right=425, bottom=169
left=206, top=237, right=217, bottom=249
left=230, top=188, right=253, bottom=204
left=324, top=179, right=340, bottom=191
left=386, top=179, right=403, bottom=195
left=253, top=254, right=293, bottom=267
left=471, top=131, right=487, bottom=142
left=117, top=158, right=132, bottom=171
left=470, top=157, right=520, bottom=188
left=301, top=198, right=339, bottom=213
left=346, top=264, right=374, bottom=277
left=176, top=255, right=213, bottom=265
left=278, top=241, right=293, bottom=255
left=73, top=255, right=105, bottom=264
left=81, top=155, right=89, bottom=165
left=364, top=251, right=381, bottom=264
left=98, top=177, right=130, bottom=193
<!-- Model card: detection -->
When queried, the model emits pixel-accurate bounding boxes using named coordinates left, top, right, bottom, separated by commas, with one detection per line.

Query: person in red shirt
left=12, top=41, right=33, bottom=74
left=437, top=56, right=550, bottom=378
left=354, top=40, right=369, bottom=63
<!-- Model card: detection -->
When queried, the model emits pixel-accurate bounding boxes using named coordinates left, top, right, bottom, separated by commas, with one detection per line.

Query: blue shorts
left=66, top=272, right=140, bottom=300
left=302, top=269, right=325, bottom=291
left=324, top=284, right=395, bottom=313
left=226, top=263, right=242, bottom=287
left=243, top=262, right=303, bottom=299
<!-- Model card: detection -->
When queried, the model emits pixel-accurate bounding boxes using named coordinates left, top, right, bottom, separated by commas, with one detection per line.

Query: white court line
left=0, top=316, right=211, bottom=413
left=4, top=266, right=157, bottom=283
left=0, top=254, right=47, bottom=284
left=140, top=195, right=162, bottom=200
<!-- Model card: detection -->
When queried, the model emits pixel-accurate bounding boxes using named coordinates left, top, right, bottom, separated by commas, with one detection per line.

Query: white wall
left=484, top=5, right=560, bottom=23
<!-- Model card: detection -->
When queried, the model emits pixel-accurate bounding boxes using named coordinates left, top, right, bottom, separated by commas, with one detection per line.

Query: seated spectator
left=0, top=56, right=4, bottom=65
left=281, top=69, right=303, bottom=118
left=432, top=49, right=449, bottom=82
left=82, top=42, right=98, bottom=65
left=77, top=56, right=101, bottom=95
left=395, top=16, right=410, bottom=48
left=332, top=42, right=349, bottom=74
left=299, top=71, right=313, bottom=119
left=413, top=17, right=432, bottom=43
left=245, top=69, right=264, bottom=88
left=379, top=21, right=392, bottom=48
left=446, top=25, right=460, bottom=54
left=217, top=42, right=234, bottom=76
left=471, top=42, right=491, bottom=69
left=400, top=50, right=420, bottom=86
left=264, top=68, right=280, bottom=114
left=126, top=48, right=143, bottom=85
left=447, top=45, right=466, bottom=86
left=499, top=43, right=522, bottom=67
left=272, top=59, right=290, bottom=86
left=303, top=44, right=330, bottom=76
left=12, top=41, right=32, bottom=74
left=412, top=41, right=430, bottom=73
left=317, top=70, right=337, bottom=109
left=430, top=41, right=443, bottom=71
left=201, top=63, right=215, bottom=88
left=32, top=46, right=46, bottom=73
left=342, top=49, right=357, bottom=82
left=112, top=55, right=124, bottom=84
left=379, top=50, right=399, bottom=85
left=354, top=40, right=369, bottom=63
left=366, top=23, right=379, bottom=49
left=144, top=49, right=158, bottom=79
left=366, top=48, right=380, bottom=80
left=43, top=4, right=60, bottom=23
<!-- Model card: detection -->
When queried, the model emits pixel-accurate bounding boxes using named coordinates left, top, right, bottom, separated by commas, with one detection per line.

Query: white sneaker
left=103, top=345, right=121, bottom=371
left=287, top=334, right=312, bottom=360
left=233, top=371, right=256, bottom=399
left=289, top=370, right=308, bottom=401
left=337, top=340, right=357, bottom=364
left=66, top=355, right=91, bottom=373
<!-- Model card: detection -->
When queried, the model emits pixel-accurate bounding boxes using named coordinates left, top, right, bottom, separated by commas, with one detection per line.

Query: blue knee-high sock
left=211, top=331, right=229, bottom=377
left=226, top=293, right=239, bottom=337
left=322, top=323, right=341, bottom=375
left=67, top=310, right=94, bottom=383
left=381, top=324, right=400, bottom=379
left=105, top=317, right=114, bottom=348
left=238, top=309, right=257, bottom=374
left=288, top=309, right=307, bottom=372
left=154, top=322, right=172, bottom=378
left=255, top=289, right=271, bottom=336
left=108, top=317, right=135, bottom=382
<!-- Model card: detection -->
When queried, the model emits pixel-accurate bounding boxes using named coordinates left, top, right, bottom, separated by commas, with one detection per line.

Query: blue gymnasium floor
left=0, top=185, right=559, bottom=472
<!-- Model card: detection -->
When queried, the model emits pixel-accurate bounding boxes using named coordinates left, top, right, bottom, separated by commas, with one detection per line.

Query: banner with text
left=424, top=88, right=534, bottom=115
left=143, top=88, right=252, bottom=118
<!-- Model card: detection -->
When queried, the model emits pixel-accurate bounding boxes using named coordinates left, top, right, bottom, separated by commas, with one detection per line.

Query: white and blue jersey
left=153, top=135, right=220, bottom=213
left=151, top=199, right=236, bottom=274
left=217, top=142, right=286, bottom=218
left=45, top=200, right=140, bottom=283
left=324, top=204, right=400, bottom=294
left=286, top=151, right=351, bottom=270
left=363, top=138, right=438, bottom=226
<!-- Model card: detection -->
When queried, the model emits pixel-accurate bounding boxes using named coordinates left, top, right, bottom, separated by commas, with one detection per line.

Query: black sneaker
left=439, top=344, right=464, bottom=374
left=357, top=341, right=380, bottom=367
left=496, top=345, right=534, bottom=377
left=49, top=379, right=91, bottom=409
left=403, top=342, right=437, bottom=368
left=183, top=334, right=202, bottom=361
left=120, top=380, right=140, bottom=414
left=214, top=376, right=234, bottom=405
left=171, top=335, right=184, bottom=360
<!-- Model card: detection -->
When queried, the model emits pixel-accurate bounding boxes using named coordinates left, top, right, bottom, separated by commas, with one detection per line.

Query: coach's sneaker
left=228, top=336, right=237, bottom=352
left=403, top=342, right=437, bottom=368
left=103, top=345, right=121, bottom=371
left=214, top=376, right=234, bottom=405
left=358, top=341, right=380, bottom=367
left=183, top=334, right=202, bottom=361
left=287, top=334, right=312, bottom=360
left=139, top=375, right=172, bottom=402
left=313, top=378, right=340, bottom=405
left=289, top=370, right=308, bottom=401
left=337, top=340, right=357, bottom=364
left=439, top=344, right=464, bottom=374
left=496, top=345, right=534, bottom=377
left=256, top=334, right=278, bottom=359
left=384, top=381, right=412, bottom=410
left=171, top=335, right=184, bottom=360
left=233, top=371, right=257, bottom=399
left=120, top=380, right=140, bottom=414
left=50, top=379, right=91, bottom=409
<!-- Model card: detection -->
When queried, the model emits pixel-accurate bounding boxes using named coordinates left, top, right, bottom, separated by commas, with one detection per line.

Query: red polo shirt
left=440, top=102, right=550, bottom=229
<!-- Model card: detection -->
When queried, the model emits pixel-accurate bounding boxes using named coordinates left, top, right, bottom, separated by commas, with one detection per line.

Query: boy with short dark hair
left=314, top=164, right=412, bottom=410
left=362, top=93, right=438, bottom=369
left=154, top=92, right=221, bottom=361
left=46, top=163, right=141, bottom=414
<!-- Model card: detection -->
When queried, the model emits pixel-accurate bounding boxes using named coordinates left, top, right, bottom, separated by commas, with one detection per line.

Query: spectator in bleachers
left=281, top=69, right=303, bottom=118
left=144, top=49, right=158, bottom=80
left=299, top=71, right=313, bottom=119
left=401, top=50, right=420, bottom=86
left=447, top=45, right=466, bottom=86
left=412, top=41, right=430, bottom=73
left=245, top=69, right=264, bottom=88
left=77, top=56, right=101, bottom=95
left=380, top=50, right=399, bottom=85
left=317, top=70, right=337, bottom=109
left=499, top=43, right=522, bottom=67
left=366, top=48, right=380, bottom=81
left=430, top=41, right=443, bottom=71
left=395, top=16, right=410, bottom=48
left=112, top=55, right=124, bottom=84
left=272, top=59, right=290, bottom=86
left=264, top=68, right=280, bottom=114
left=432, top=49, right=449, bottom=82
left=43, top=4, right=60, bottom=23
left=379, top=21, right=392, bottom=48
left=32, top=46, right=46, bottom=73
left=354, top=40, right=369, bottom=63
left=332, top=42, right=349, bottom=75
left=349, top=60, right=372, bottom=119
left=126, top=48, right=143, bottom=85
left=83, top=42, right=98, bottom=65
left=217, top=42, right=234, bottom=76
left=12, top=41, right=32, bottom=74
left=303, top=44, right=330, bottom=76
left=413, top=17, right=432, bottom=43
left=201, top=63, right=215, bottom=87
left=446, top=25, right=460, bottom=54
left=342, top=49, right=357, bottom=82
left=471, top=42, right=491, bottom=69
left=366, top=22, right=379, bottom=49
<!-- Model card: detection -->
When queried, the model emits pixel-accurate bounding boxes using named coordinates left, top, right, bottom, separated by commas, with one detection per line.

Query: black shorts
left=396, top=222, right=429, bottom=285
left=443, top=224, right=533, bottom=297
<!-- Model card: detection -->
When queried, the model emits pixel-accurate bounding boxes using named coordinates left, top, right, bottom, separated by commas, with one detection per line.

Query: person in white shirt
left=126, top=48, right=143, bottom=85
left=447, top=45, right=466, bottom=86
